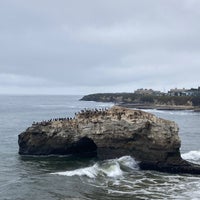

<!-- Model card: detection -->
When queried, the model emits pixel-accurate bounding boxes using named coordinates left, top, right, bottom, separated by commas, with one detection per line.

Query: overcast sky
left=1, top=0, right=200, bottom=95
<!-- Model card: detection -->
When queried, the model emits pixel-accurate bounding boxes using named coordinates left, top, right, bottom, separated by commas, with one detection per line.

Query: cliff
left=81, top=93, right=200, bottom=109
left=18, top=106, right=200, bottom=174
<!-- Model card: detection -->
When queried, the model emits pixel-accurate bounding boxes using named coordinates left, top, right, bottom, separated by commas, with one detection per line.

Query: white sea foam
left=99, top=161, right=123, bottom=177
left=142, top=109, right=165, bottom=114
left=182, top=150, right=200, bottom=161
left=143, top=109, right=194, bottom=116
left=97, top=104, right=114, bottom=108
left=118, top=155, right=139, bottom=170
left=52, top=164, right=99, bottom=178
left=52, top=156, right=138, bottom=178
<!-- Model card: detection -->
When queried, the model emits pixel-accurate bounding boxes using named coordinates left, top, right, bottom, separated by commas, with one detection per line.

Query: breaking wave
left=182, top=150, right=200, bottom=162
left=51, top=156, right=138, bottom=178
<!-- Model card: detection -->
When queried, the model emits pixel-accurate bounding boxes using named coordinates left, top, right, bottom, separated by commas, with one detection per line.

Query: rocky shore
left=194, top=108, right=200, bottom=112
left=18, top=106, right=200, bottom=174
left=80, top=93, right=200, bottom=111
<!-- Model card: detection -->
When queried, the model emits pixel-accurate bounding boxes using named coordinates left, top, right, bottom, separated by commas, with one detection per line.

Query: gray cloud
left=0, top=0, right=200, bottom=94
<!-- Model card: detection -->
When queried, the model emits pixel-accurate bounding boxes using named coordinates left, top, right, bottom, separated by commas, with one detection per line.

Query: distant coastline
left=80, top=93, right=200, bottom=111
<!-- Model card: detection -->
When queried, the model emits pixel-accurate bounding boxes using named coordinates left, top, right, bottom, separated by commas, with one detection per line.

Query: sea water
left=0, top=95, right=200, bottom=200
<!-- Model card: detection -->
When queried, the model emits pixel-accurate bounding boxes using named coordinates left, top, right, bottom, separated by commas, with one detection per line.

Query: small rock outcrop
left=18, top=106, right=200, bottom=174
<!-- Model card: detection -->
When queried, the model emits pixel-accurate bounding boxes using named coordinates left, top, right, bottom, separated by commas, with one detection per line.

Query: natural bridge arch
left=69, top=137, right=97, bottom=157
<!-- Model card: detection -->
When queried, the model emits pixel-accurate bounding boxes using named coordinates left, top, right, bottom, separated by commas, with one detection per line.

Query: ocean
left=0, top=95, right=200, bottom=200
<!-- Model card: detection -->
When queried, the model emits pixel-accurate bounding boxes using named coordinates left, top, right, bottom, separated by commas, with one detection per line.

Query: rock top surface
left=18, top=106, right=200, bottom=174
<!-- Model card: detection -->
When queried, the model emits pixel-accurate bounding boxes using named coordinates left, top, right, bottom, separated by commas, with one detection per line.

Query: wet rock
left=18, top=106, right=200, bottom=174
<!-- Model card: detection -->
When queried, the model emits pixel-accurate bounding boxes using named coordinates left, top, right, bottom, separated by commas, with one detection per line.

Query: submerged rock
left=18, top=106, right=200, bottom=174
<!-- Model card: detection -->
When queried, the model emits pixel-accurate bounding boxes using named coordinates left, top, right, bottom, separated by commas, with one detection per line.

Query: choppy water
left=0, top=95, right=200, bottom=200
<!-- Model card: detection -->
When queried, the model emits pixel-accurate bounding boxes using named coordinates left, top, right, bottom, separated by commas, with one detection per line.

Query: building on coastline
left=133, top=87, right=200, bottom=97
left=168, top=88, right=188, bottom=96
left=134, top=88, right=163, bottom=96
left=186, top=87, right=200, bottom=96
left=168, top=87, right=200, bottom=96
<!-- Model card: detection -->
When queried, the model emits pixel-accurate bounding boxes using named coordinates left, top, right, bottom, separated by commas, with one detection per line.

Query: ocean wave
left=182, top=150, right=200, bottom=161
left=51, top=156, right=138, bottom=178
left=146, top=109, right=194, bottom=116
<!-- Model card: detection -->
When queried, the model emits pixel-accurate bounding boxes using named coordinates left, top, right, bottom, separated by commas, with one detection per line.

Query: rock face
left=18, top=106, right=200, bottom=174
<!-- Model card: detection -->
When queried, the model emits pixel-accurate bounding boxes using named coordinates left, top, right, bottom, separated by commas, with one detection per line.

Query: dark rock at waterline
left=18, top=106, right=200, bottom=174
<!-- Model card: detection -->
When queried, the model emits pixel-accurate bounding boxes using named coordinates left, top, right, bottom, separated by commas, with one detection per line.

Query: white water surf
left=52, top=156, right=138, bottom=178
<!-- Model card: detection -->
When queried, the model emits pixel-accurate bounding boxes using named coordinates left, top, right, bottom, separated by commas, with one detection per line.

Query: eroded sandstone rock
left=18, top=106, right=200, bottom=174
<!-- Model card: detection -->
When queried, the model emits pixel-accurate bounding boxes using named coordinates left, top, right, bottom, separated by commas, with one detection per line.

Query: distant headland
left=80, top=87, right=200, bottom=111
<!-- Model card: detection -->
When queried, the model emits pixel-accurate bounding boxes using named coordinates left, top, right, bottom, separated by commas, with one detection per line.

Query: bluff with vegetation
left=81, top=93, right=200, bottom=108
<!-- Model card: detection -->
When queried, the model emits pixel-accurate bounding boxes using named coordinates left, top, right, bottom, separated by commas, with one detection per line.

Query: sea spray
left=118, top=156, right=139, bottom=170
left=52, top=164, right=99, bottom=178
left=182, top=150, right=200, bottom=162
left=51, top=156, right=138, bottom=178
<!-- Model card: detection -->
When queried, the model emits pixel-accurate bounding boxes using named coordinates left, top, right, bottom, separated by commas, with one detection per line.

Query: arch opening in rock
left=69, top=137, right=97, bottom=157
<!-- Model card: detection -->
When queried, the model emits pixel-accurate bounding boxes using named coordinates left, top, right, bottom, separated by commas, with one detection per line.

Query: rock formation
left=18, top=106, right=200, bottom=174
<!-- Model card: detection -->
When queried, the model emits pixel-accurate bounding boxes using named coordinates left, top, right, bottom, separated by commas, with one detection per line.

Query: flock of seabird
left=32, top=108, right=109, bottom=126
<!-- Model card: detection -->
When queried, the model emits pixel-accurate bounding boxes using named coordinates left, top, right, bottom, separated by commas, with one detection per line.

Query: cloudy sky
left=1, top=0, right=200, bottom=95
